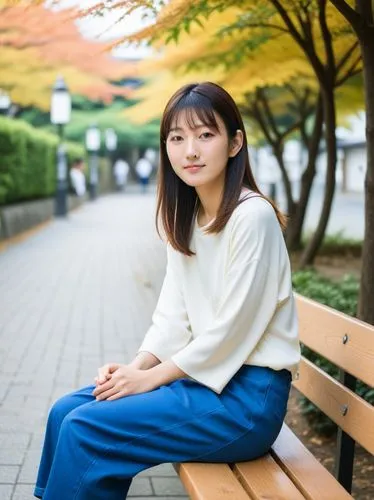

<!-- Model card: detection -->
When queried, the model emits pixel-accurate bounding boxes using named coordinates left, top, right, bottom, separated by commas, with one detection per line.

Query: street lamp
left=105, top=128, right=117, bottom=189
left=51, top=76, right=71, bottom=217
left=0, top=90, right=11, bottom=116
left=85, top=123, right=101, bottom=200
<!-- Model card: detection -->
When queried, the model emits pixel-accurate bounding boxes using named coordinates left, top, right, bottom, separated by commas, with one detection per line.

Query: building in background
left=250, top=112, right=366, bottom=198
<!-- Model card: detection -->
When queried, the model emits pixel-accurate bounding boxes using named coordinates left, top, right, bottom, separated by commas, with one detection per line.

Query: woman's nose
left=185, top=138, right=200, bottom=159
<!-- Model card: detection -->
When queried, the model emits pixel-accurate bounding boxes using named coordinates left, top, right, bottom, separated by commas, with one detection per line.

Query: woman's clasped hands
left=93, top=363, right=155, bottom=401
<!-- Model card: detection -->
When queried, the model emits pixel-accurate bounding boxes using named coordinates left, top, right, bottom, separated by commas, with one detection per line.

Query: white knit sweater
left=138, top=193, right=300, bottom=393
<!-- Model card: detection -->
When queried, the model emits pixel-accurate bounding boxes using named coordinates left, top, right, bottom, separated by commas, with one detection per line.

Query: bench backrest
left=294, top=294, right=374, bottom=456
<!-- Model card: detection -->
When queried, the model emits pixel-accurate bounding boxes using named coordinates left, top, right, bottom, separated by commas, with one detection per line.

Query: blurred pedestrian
left=113, top=158, right=130, bottom=192
left=144, top=148, right=158, bottom=166
left=69, top=158, right=86, bottom=197
left=135, top=156, right=153, bottom=193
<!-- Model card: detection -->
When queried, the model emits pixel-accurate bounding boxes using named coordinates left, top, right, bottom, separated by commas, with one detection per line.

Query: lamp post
left=85, top=123, right=101, bottom=200
left=105, top=128, right=117, bottom=189
left=51, top=76, right=71, bottom=217
left=0, top=90, right=11, bottom=116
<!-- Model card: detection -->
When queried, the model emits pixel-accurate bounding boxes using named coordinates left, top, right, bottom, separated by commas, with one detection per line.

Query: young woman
left=34, top=82, right=300, bottom=500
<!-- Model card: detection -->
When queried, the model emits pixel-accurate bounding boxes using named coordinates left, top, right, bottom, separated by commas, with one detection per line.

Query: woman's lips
left=184, top=165, right=204, bottom=173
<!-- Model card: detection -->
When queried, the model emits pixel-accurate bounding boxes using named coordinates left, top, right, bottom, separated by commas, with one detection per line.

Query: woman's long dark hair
left=156, top=82, right=286, bottom=256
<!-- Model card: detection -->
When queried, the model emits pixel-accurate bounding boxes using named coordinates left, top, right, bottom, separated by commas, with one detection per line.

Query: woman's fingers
left=92, top=378, right=114, bottom=397
left=107, top=391, right=126, bottom=401
left=94, top=378, right=127, bottom=401
left=93, top=364, right=130, bottom=400
left=95, top=364, right=110, bottom=384
left=95, top=363, right=121, bottom=385
left=96, top=386, right=120, bottom=401
left=108, top=363, right=121, bottom=373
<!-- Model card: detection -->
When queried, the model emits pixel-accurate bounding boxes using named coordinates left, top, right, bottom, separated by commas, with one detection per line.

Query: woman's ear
left=229, top=130, right=244, bottom=158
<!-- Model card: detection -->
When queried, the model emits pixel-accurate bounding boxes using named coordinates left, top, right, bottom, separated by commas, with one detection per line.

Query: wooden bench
left=175, top=294, right=374, bottom=499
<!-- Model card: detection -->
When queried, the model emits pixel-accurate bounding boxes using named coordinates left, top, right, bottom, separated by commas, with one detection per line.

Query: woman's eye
left=170, top=135, right=183, bottom=142
left=200, top=132, right=214, bottom=139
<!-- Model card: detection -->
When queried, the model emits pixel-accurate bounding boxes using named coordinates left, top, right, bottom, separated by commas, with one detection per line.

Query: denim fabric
left=34, top=365, right=291, bottom=500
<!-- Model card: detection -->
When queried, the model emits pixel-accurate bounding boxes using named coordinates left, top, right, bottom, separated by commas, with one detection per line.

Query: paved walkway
left=0, top=189, right=188, bottom=500
left=0, top=182, right=364, bottom=500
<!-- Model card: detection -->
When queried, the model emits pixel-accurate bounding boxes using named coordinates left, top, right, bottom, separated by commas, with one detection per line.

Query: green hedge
left=0, top=116, right=84, bottom=205
left=292, top=270, right=374, bottom=435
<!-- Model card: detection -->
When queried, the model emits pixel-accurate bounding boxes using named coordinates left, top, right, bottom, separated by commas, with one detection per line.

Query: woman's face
left=165, top=109, right=242, bottom=189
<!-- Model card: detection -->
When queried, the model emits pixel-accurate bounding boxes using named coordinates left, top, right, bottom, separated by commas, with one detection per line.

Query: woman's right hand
left=94, top=363, right=120, bottom=386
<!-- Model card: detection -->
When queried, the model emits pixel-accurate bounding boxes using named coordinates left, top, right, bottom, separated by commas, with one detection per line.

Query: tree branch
left=336, top=55, right=362, bottom=86
left=301, top=87, right=312, bottom=110
left=271, top=0, right=326, bottom=82
left=300, top=120, right=309, bottom=148
left=242, top=22, right=290, bottom=34
left=285, top=83, right=301, bottom=101
left=269, top=0, right=306, bottom=48
left=279, top=118, right=305, bottom=142
left=251, top=98, right=276, bottom=146
left=257, top=88, right=280, bottom=140
left=300, top=1, right=313, bottom=42
left=329, top=0, right=363, bottom=35
left=285, top=85, right=312, bottom=118
left=336, top=40, right=359, bottom=74
left=318, top=0, right=336, bottom=82
left=356, top=0, right=374, bottom=24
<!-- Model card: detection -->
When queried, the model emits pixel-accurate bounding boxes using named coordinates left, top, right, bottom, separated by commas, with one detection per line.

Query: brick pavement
left=0, top=188, right=189, bottom=500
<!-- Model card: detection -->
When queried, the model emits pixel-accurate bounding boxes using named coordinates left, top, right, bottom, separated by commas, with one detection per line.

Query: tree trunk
left=273, top=146, right=296, bottom=216
left=286, top=95, right=324, bottom=251
left=300, top=86, right=337, bottom=267
left=358, top=29, right=374, bottom=324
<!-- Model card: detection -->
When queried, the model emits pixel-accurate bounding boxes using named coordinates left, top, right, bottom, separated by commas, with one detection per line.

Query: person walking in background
left=135, top=155, right=153, bottom=193
left=69, top=158, right=86, bottom=197
left=113, top=158, right=130, bottom=192
left=144, top=148, right=158, bottom=168
left=34, top=81, right=300, bottom=500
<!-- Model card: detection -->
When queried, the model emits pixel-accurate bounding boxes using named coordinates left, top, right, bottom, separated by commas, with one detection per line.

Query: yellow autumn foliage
left=123, top=0, right=361, bottom=124
left=124, top=6, right=313, bottom=123
left=6, top=0, right=361, bottom=125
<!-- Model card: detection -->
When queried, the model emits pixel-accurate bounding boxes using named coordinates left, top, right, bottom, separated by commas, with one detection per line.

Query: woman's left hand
left=92, top=364, right=155, bottom=401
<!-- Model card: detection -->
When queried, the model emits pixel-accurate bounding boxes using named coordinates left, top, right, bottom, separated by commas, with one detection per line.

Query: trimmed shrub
left=0, top=116, right=84, bottom=205
left=303, top=231, right=362, bottom=257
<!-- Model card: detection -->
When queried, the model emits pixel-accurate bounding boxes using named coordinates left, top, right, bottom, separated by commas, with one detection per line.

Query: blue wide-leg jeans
left=34, top=365, right=291, bottom=500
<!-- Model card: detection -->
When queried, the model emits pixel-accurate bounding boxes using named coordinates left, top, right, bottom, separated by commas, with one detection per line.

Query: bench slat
left=234, top=453, right=306, bottom=499
left=294, top=357, right=374, bottom=454
left=175, top=463, right=250, bottom=499
left=271, top=424, right=353, bottom=499
left=296, top=294, right=374, bottom=387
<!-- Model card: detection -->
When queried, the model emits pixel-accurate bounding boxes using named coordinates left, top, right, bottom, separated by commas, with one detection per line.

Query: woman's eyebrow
left=169, top=123, right=209, bottom=133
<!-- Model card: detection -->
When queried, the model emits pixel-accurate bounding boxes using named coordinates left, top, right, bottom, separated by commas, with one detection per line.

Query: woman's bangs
left=163, top=92, right=219, bottom=139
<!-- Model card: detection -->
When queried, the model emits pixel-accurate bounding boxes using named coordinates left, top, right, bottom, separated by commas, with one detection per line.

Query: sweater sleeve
left=171, top=200, right=283, bottom=393
left=137, top=244, right=192, bottom=361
